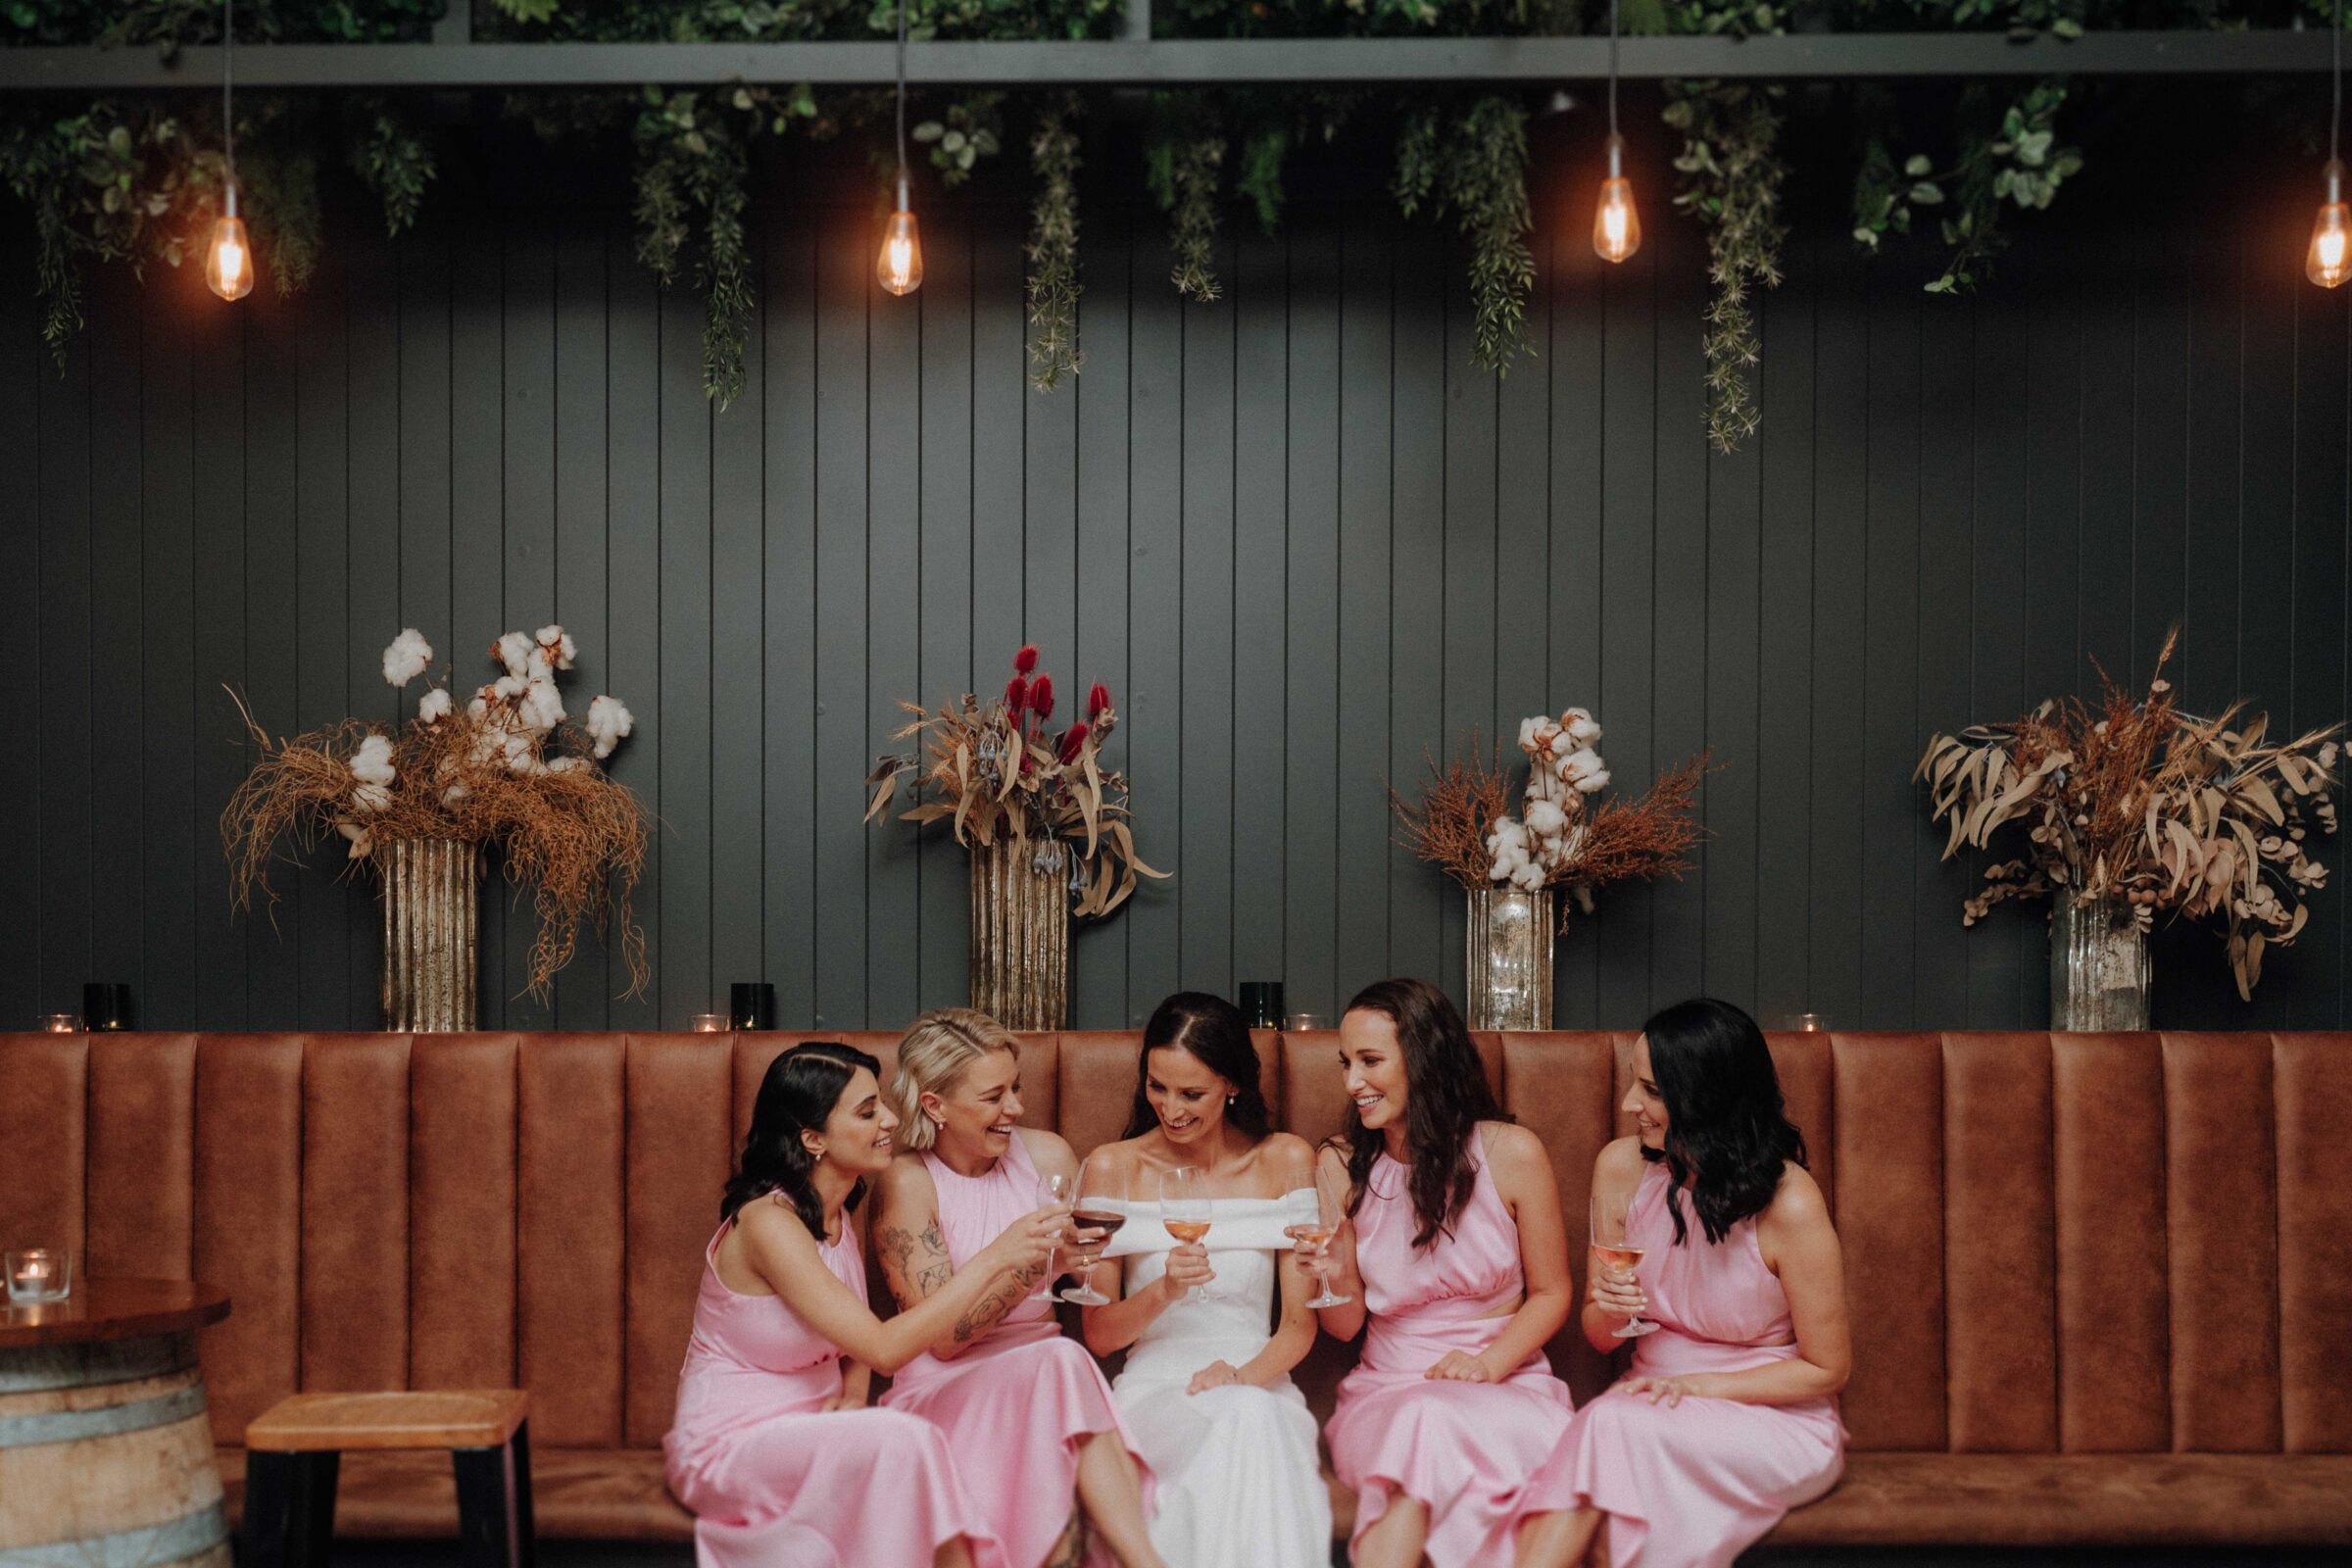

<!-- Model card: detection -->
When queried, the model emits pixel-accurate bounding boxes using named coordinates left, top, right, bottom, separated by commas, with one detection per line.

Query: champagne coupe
left=1159, top=1166, right=1214, bottom=1303
left=1059, top=1161, right=1126, bottom=1305
left=1592, top=1187, right=1657, bottom=1338
left=1280, top=1152, right=1351, bottom=1309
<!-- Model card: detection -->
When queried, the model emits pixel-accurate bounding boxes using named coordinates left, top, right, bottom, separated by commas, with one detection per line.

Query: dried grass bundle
left=1918, top=629, right=2342, bottom=1000
left=221, top=627, right=651, bottom=1004
left=1389, top=737, right=1515, bottom=890
left=865, top=646, right=1166, bottom=918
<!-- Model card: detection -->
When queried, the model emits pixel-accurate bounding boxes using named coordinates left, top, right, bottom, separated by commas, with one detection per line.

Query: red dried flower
left=1028, top=674, right=1055, bottom=720
left=1004, top=675, right=1028, bottom=713
left=1088, top=682, right=1112, bottom=719
left=1013, top=645, right=1041, bottom=675
left=1056, top=722, right=1091, bottom=763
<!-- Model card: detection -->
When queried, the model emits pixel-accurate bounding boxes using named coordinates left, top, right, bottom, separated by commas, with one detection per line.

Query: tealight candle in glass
left=688, top=1013, right=727, bottom=1033
left=5, top=1249, right=72, bottom=1303
left=41, top=1013, right=82, bottom=1033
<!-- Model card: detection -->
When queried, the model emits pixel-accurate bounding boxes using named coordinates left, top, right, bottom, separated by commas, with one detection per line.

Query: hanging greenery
left=350, top=100, right=437, bottom=236
left=1027, top=93, right=1083, bottom=390
left=912, top=92, right=1004, bottom=187
left=1150, top=111, right=1226, bottom=301
left=1395, top=94, right=1538, bottom=373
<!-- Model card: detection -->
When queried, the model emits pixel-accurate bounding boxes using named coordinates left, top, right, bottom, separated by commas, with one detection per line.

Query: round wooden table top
left=0, top=1278, right=230, bottom=1348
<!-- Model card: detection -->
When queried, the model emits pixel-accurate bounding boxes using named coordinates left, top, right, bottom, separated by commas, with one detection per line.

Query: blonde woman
left=874, top=1008, right=1163, bottom=1568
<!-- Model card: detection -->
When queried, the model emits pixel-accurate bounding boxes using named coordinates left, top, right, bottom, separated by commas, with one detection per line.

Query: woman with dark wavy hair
left=663, top=1042, right=1064, bottom=1568
left=1305, top=977, right=1576, bottom=1568
left=1512, top=999, right=1850, bottom=1568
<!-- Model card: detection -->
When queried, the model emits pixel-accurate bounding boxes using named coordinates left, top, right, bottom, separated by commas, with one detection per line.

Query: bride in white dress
left=1064, top=994, right=1333, bottom=1568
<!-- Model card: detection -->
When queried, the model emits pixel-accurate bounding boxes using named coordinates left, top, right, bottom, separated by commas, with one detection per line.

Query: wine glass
left=1058, top=1161, right=1125, bottom=1305
left=1159, top=1165, right=1214, bottom=1304
left=1279, top=1152, right=1351, bottom=1309
left=1035, top=1171, right=1072, bottom=1294
left=1592, top=1187, right=1657, bottom=1339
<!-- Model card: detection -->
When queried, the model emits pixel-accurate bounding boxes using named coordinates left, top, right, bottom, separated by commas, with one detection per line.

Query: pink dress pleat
left=1325, top=1128, right=1577, bottom=1568
left=1514, top=1160, right=1846, bottom=1568
left=881, top=1133, right=1152, bottom=1568
left=663, top=1215, right=1005, bottom=1568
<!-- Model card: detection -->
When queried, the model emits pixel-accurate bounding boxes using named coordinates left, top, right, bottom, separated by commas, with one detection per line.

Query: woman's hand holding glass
left=1279, top=1151, right=1352, bottom=1308
left=1057, top=1160, right=1125, bottom=1305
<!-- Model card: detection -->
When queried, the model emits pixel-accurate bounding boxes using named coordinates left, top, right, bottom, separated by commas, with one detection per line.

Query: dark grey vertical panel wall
left=4, top=171, right=2348, bottom=1035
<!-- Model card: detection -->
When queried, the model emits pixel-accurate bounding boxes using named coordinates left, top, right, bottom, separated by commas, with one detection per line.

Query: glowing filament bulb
left=1593, top=134, right=1641, bottom=265
left=877, top=181, right=922, bottom=297
left=2312, top=163, right=2351, bottom=289
left=206, top=191, right=254, bottom=302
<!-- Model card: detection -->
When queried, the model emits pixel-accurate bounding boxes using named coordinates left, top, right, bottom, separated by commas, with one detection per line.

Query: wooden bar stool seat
left=243, top=1391, right=534, bottom=1568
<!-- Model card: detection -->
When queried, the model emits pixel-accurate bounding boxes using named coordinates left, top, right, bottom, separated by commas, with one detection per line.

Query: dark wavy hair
left=1639, top=998, right=1807, bottom=1247
left=1122, top=992, right=1273, bottom=1141
left=1340, top=977, right=1509, bottom=1249
left=721, top=1042, right=884, bottom=1239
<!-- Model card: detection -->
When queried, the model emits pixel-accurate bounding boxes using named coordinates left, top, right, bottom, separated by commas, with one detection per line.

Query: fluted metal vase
left=969, top=836, right=1071, bottom=1031
left=377, top=838, right=482, bottom=1032
left=2049, top=891, right=2151, bottom=1032
left=1466, top=886, right=1556, bottom=1031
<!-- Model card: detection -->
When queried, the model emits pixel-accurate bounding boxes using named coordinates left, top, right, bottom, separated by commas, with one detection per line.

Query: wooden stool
left=243, top=1391, right=535, bottom=1568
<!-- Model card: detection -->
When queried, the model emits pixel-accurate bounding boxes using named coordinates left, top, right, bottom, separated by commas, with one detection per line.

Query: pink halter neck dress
left=880, top=1132, right=1152, bottom=1568
left=1513, top=1158, right=1845, bottom=1568
left=1325, top=1125, right=1577, bottom=1568
left=662, top=1209, right=1005, bottom=1568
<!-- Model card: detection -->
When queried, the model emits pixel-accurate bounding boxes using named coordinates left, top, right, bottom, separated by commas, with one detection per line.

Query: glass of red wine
left=1058, top=1159, right=1125, bottom=1306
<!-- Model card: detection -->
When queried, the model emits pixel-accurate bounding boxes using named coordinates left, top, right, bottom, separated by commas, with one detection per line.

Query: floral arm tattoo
left=875, top=1216, right=956, bottom=1309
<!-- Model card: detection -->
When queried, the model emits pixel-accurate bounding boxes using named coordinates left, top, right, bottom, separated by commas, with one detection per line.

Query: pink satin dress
left=1514, top=1159, right=1845, bottom=1567
left=1325, top=1127, right=1576, bottom=1567
left=881, top=1132, right=1152, bottom=1568
left=662, top=1213, right=1004, bottom=1568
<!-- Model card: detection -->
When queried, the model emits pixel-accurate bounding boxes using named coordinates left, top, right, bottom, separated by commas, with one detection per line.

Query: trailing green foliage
left=1027, top=94, right=1083, bottom=390
left=912, top=93, right=1004, bottom=187
left=1395, top=95, right=1537, bottom=374
left=350, top=101, right=437, bottom=235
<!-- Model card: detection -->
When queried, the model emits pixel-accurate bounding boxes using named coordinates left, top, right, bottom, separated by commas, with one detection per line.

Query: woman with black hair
left=1305, top=977, right=1577, bottom=1568
left=1067, top=992, right=1331, bottom=1567
left=1512, top=999, right=1849, bottom=1568
left=663, top=1042, right=1064, bottom=1568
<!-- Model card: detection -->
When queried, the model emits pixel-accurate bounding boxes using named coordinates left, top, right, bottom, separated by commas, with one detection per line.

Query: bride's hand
left=1160, top=1241, right=1215, bottom=1299
left=1186, top=1360, right=1244, bottom=1395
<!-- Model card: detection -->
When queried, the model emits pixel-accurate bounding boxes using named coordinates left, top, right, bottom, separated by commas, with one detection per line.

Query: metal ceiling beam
left=0, top=30, right=2333, bottom=93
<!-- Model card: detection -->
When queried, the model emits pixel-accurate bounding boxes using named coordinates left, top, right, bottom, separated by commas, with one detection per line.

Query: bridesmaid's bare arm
left=873, top=1148, right=1056, bottom=1357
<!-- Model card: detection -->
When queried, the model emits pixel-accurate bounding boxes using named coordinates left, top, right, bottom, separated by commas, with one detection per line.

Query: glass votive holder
left=1285, top=1012, right=1326, bottom=1032
left=1792, top=1012, right=1825, bottom=1033
left=5, top=1248, right=73, bottom=1303
left=41, top=1013, right=83, bottom=1033
left=688, top=1013, right=727, bottom=1033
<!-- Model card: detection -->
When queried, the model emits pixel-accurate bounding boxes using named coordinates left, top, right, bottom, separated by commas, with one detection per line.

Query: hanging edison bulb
left=1593, top=134, right=1641, bottom=265
left=206, top=190, right=254, bottom=302
left=877, top=177, right=923, bottom=296
left=2312, top=161, right=2352, bottom=289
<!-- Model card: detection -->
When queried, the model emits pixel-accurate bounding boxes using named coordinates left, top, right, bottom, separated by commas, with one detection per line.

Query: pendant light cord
left=894, top=0, right=909, bottom=194
left=2334, top=0, right=2343, bottom=169
left=220, top=0, right=233, bottom=183
left=1607, top=0, right=1620, bottom=141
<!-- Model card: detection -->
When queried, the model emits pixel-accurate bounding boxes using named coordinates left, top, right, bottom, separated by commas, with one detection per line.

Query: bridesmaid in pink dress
left=665, top=1041, right=1066, bottom=1568
left=873, top=1009, right=1164, bottom=1568
left=1306, top=978, right=1578, bottom=1568
left=1514, top=999, right=1850, bottom=1568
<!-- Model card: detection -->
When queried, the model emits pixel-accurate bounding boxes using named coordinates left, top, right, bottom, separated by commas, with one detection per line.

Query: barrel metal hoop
left=0, top=1383, right=209, bottom=1447
left=0, top=1501, right=229, bottom=1568
left=0, top=1334, right=196, bottom=1395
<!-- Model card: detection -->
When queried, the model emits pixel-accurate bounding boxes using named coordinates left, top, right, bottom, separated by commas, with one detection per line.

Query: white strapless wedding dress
left=1101, top=1195, right=1333, bottom=1568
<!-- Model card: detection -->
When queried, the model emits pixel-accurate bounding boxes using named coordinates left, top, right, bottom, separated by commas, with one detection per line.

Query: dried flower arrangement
left=1393, top=709, right=1710, bottom=924
left=1917, top=632, right=2342, bottom=1001
left=864, top=644, right=1167, bottom=917
left=221, top=626, right=652, bottom=1002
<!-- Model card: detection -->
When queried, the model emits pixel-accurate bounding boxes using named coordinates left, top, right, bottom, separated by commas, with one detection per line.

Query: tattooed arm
left=874, top=1153, right=1055, bottom=1358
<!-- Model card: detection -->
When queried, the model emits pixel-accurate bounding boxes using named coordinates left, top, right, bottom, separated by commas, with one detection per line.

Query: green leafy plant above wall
left=3, top=1, right=2346, bottom=441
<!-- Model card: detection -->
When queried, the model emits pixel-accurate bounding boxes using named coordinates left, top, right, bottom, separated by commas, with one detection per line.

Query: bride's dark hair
left=1122, top=992, right=1272, bottom=1141
left=721, top=1042, right=883, bottom=1239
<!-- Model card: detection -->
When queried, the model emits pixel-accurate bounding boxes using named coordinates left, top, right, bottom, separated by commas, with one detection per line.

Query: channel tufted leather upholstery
left=4, top=1029, right=2348, bottom=1547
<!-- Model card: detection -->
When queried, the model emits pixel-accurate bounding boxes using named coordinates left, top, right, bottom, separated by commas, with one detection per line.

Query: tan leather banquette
left=2, top=1028, right=2348, bottom=1549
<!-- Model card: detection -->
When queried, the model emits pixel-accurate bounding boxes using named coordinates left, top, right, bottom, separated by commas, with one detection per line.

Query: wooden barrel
left=0, top=1331, right=230, bottom=1568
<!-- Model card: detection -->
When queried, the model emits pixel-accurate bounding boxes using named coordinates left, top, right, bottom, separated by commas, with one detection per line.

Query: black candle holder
left=82, top=983, right=133, bottom=1032
left=1237, top=981, right=1285, bottom=1029
left=729, top=982, right=776, bottom=1032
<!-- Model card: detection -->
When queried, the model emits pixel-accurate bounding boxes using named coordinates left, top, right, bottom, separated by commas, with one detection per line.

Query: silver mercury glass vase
left=2048, top=890, right=2152, bottom=1031
left=1466, top=885, right=1556, bottom=1031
